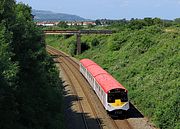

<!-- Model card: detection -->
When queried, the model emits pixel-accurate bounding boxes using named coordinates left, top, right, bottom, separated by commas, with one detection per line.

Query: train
left=79, top=59, right=129, bottom=116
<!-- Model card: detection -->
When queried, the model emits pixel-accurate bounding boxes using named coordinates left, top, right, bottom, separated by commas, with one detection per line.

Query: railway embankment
left=47, top=46, right=157, bottom=129
left=46, top=25, right=180, bottom=129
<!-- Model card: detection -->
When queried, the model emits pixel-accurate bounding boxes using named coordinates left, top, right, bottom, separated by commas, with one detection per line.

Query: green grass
left=45, top=35, right=63, bottom=49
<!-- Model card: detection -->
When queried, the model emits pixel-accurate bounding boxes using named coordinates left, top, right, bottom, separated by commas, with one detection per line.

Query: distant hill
left=32, top=10, right=87, bottom=21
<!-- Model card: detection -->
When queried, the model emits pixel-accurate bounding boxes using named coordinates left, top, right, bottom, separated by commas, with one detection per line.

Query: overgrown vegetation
left=46, top=18, right=180, bottom=129
left=0, top=1, right=64, bottom=129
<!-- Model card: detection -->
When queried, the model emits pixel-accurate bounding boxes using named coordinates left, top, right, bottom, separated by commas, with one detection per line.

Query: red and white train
left=80, top=59, right=129, bottom=115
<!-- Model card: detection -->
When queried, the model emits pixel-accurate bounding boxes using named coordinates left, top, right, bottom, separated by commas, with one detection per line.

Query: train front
left=107, top=88, right=129, bottom=115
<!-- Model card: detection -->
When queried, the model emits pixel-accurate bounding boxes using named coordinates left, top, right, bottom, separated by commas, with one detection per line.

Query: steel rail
left=47, top=47, right=103, bottom=129
left=47, top=48, right=89, bottom=129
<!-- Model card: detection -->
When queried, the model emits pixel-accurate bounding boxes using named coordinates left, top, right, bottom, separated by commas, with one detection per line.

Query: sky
left=16, top=0, right=180, bottom=20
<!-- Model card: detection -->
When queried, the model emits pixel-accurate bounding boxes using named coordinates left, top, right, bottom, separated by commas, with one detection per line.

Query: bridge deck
left=44, top=30, right=112, bottom=35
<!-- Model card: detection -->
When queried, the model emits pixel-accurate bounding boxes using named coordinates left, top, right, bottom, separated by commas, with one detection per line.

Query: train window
left=107, top=89, right=128, bottom=103
left=121, top=92, right=128, bottom=102
left=108, top=93, right=115, bottom=103
left=96, top=82, right=98, bottom=89
left=90, top=75, right=93, bottom=81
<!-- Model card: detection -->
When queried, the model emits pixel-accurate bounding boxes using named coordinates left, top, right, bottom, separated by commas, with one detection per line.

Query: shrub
left=91, top=38, right=100, bottom=47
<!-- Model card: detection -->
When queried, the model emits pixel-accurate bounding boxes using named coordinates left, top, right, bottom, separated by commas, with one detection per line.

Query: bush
left=91, top=38, right=100, bottom=47
left=108, top=33, right=128, bottom=51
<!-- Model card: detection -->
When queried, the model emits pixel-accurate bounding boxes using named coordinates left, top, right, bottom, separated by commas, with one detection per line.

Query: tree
left=91, top=38, right=99, bottom=47
left=153, top=18, right=163, bottom=25
left=95, top=20, right=101, bottom=25
left=128, top=19, right=146, bottom=30
left=0, top=23, right=19, bottom=129
left=0, top=1, right=64, bottom=129
left=87, top=23, right=94, bottom=29
left=0, top=0, right=16, bottom=28
left=11, top=3, right=63, bottom=129
left=57, top=21, right=68, bottom=28
left=174, top=18, right=180, bottom=23
left=144, top=17, right=154, bottom=26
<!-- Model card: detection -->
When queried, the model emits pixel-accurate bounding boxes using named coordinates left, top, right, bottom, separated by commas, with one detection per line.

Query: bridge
left=44, top=30, right=112, bottom=54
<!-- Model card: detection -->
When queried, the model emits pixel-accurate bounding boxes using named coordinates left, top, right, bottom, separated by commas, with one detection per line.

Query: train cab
left=107, top=88, right=129, bottom=115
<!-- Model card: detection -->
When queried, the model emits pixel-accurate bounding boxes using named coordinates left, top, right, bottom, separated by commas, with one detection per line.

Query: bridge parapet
left=44, top=30, right=112, bottom=35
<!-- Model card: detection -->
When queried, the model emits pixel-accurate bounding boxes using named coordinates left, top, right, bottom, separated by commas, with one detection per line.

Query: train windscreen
left=108, top=89, right=128, bottom=103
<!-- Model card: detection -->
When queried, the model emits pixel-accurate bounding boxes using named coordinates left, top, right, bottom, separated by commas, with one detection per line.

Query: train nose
left=116, top=100, right=121, bottom=106
left=111, top=99, right=126, bottom=107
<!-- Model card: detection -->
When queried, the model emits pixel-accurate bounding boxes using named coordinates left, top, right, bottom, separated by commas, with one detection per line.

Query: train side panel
left=94, top=78, right=107, bottom=109
left=80, top=62, right=108, bottom=109
left=80, top=63, right=87, bottom=78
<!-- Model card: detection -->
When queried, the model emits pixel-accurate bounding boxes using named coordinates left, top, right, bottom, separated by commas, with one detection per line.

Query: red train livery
left=80, top=59, right=129, bottom=115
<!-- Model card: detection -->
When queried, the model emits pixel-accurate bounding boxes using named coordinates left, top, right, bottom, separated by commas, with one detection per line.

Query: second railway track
left=47, top=45, right=133, bottom=129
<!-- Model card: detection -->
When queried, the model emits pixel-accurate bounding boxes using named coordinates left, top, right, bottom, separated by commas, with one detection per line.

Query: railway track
left=46, top=45, right=133, bottom=129
left=47, top=46, right=102, bottom=129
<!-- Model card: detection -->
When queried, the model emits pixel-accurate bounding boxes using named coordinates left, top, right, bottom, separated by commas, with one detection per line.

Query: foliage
left=91, top=38, right=100, bottom=47
left=0, top=23, right=19, bottom=129
left=174, top=18, right=180, bottom=23
left=0, top=1, right=64, bottom=129
left=87, top=24, right=95, bottom=29
left=95, top=20, right=102, bottom=25
left=46, top=20, right=180, bottom=129
left=57, top=21, right=68, bottom=28
left=107, top=32, right=129, bottom=51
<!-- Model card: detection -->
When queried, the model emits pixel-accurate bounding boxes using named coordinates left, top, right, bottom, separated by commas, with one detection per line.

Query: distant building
left=36, top=21, right=96, bottom=26
left=36, top=21, right=59, bottom=26
left=66, top=21, right=96, bottom=26
left=83, top=21, right=96, bottom=26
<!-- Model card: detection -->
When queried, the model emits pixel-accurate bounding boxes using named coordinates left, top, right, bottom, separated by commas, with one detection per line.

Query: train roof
left=80, top=59, right=97, bottom=67
left=87, top=65, right=108, bottom=77
left=80, top=59, right=127, bottom=93
left=95, top=74, right=125, bottom=93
